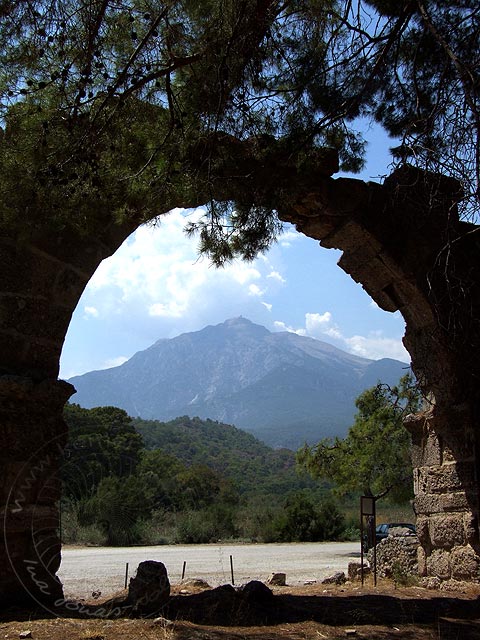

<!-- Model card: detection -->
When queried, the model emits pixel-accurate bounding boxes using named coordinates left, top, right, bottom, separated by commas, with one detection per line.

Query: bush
left=249, top=492, right=347, bottom=543
left=174, top=510, right=219, bottom=544
left=391, top=561, right=419, bottom=587
left=317, top=497, right=346, bottom=540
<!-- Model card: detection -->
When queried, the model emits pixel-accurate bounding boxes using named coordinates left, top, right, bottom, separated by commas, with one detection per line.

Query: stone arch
left=1, top=151, right=479, bottom=605
left=278, top=166, right=480, bottom=585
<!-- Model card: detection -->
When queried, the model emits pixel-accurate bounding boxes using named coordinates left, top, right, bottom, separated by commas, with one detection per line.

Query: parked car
left=363, top=522, right=416, bottom=552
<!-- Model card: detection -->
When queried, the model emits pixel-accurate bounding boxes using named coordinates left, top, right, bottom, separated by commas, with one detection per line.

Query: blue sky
left=60, top=124, right=409, bottom=380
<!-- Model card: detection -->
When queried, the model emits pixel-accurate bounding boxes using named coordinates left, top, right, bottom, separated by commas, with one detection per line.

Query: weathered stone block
left=408, top=422, right=442, bottom=467
left=267, top=572, right=286, bottom=586
left=0, top=297, right=72, bottom=340
left=419, top=461, right=476, bottom=494
left=414, top=491, right=472, bottom=515
left=295, top=217, right=336, bottom=239
left=52, top=267, right=89, bottom=307
left=322, top=571, right=346, bottom=585
left=417, top=546, right=427, bottom=576
left=464, top=514, right=478, bottom=546
left=427, top=549, right=451, bottom=580
left=451, top=545, right=480, bottom=581
left=415, top=517, right=430, bottom=546
left=430, top=515, right=465, bottom=549
left=321, top=219, right=380, bottom=252
left=127, top=560, right=170, bottom=613
left=0, top=241, right=59, bottom=296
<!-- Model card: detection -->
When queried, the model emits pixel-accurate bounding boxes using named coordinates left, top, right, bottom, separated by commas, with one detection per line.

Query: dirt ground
left=1, top=577, right=480, bottom=640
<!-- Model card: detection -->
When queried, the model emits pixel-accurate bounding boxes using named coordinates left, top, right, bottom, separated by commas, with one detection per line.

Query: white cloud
left=84, top=306, right=99, bottom=318
left=276, top=311, right=409, bottom=361
left=279, top=229, right=300, bottom=248
left=102, top=356, right=129, bottom=369
left=148, top=302, right=184, bottom=318
left=344, top=334, right=409, bottom=361
left=267, top=270, right=286, bottom=284
left=85, top=208, right=272, bottom=324
left=304, top=312, right=343, bottom=341
left=273, top=320, right=306, bottom=336
left=248, top=284, right=265, bottom=297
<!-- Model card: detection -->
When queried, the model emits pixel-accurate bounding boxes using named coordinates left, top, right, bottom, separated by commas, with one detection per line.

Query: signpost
left=360, top=495, right=377, bottom=586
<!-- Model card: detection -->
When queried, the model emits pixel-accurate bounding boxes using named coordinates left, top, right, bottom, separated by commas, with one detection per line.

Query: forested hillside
left=61, top=404, right=348, bottom=546
left=134, top=415, right=317, bottom=496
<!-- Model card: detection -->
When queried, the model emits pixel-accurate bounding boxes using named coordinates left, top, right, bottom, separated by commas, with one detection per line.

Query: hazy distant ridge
left=69, top=317, right=408, bottom=448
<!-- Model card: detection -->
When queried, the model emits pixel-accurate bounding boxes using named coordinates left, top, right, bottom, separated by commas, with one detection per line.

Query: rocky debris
left=240, top=580, right=274, bottom=604
left=19, top=632, right=32, bottom=639
left=420, top=576, right=442, bottom=590
left=127, top=560, right=170, bottom=613
left=164, top=578, right=480, bottom=627
left=367, top=530, right=419, bottom=578
left=389, top=526, right=416, bottom=537
left=181, top=578, right=210, bottom=589
left=177, top=578, right=211, bottom=594
left=348, top=562, right=370, bottom=580
left=152, top=616, right=174, bottom=627
left=439, top=579, right=474, bottom=593
left=321, top=572, right=346, bottom=585
left=267, top=572, right=286, bottom=586
left=166, top=581, right=279, bottom=626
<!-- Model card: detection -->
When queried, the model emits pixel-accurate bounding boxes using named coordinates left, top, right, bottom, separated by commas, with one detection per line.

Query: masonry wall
left=406, top=409, right=480, bottom=583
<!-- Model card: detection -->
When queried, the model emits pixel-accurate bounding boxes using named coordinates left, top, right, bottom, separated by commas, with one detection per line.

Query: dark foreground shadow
left=164, top=583, right=480, bottom=628
left=1, top=582, right=480, bottom=635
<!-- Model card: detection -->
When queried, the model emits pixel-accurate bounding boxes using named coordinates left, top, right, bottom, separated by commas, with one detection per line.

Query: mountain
left=68, top=317, right=409, bottom=448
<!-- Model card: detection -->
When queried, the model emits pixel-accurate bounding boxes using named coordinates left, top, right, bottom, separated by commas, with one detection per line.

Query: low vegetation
left=62, top=377, right=417, bottom=547
left=62, top=405, right=354, bottom=546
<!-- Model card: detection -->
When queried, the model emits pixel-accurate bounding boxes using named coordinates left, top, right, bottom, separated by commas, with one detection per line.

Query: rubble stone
left=367, top=532, right=419, bottom=578
left=321, top=572, right=346, bottom=585
left=267, top=572, right=286, bottom=586
left=127, top=561, right=170, bottom=613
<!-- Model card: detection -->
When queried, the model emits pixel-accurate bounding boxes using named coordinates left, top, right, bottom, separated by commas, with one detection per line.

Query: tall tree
left=297, top=375, right=422, bottom=503
left=1, top=1, right=478, bottom=259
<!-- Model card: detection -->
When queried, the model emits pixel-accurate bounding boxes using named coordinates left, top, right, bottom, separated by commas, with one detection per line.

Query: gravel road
left=58, top=541, right=361, bottom=599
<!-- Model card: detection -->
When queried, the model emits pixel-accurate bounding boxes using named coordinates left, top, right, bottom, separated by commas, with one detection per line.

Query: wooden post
left=182, top=561, right=186, bottom=580
left=230, top=555, right=234, bottom=585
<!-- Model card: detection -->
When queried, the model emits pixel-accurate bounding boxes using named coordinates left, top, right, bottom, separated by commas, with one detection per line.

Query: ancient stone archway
left=1, top=152, right=479, bottom=606
left=278, top=166, right=480, bottom=584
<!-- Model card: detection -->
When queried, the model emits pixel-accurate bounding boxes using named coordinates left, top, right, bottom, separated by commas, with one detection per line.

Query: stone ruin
left=367, top=527, right=419, bottom=579
left=127, top=560, right=170, bottom=614
left=1, top=146, right=480, bottom=604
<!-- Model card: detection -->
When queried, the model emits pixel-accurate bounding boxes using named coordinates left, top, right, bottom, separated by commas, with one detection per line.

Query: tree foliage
left=62, top=404, right=337, bottom=545
left=297, top=375, right=422, bottom=503
left=0, top=1, right=478, bottom=262
left=63, top=403, right=143, bottom=499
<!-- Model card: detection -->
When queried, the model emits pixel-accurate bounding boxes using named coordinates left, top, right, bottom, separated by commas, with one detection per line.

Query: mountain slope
left=133, top=414, right=317, bottom=496
left=69, top=317, right=408, bottom=447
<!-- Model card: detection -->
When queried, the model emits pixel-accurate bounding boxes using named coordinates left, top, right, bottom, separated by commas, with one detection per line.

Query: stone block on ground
left=348, top=562, right=370, bottom=580
left=127, top=560, right=170, bottom=613
left=322, top=571, right=346, bottom=585
left=240, top=580, right=274, bottom=603
left=267, top=572, right=286, bottom=586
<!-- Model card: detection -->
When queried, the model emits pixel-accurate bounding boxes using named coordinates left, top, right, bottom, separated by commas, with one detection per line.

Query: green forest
left=61, top=404, right=352, bottom=546
left=62, top=378, right=417, bottom=546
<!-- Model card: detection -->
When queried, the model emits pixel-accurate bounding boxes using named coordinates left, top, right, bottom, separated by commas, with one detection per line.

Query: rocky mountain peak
left=69, top=318, right=408, bottom=448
